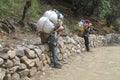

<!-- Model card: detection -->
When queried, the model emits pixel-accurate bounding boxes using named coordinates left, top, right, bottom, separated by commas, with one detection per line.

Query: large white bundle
left=43, top=10, right=58, bottom=24
left=37, top=16, right=55, bottom=33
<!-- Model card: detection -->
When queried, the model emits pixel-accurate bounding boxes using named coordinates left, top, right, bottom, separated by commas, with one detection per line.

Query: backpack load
left=43, top=10, right=58, bottom=24
left=37, top=16, right=55, bottom=33
left=77, top=21, right=84, bottom=31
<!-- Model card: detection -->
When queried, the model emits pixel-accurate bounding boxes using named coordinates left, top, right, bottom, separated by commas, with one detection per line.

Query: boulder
left=41, top=53, right=46, bottom=61
left=21, top=56, right=35, bottom=68
left=11, top=72, right=20, bottom=80
left=34, top=58, right=43, bottom=71
left=7, top=66, right=19, bottom=74
left=0, top=68, right=6, bottom=80
left=16, top=49, right=25, bottom=57
left=0, top=58, right=4, bottom=66
left=3, top=74, right=12, bottom=80
left=18, top=63, right=27, bottom=70
left=39, top=45, right=45, bottom=52
left=0, top=49, right=8, bottom=59
left=12, top=56, right=20, bottom=66
left=18, top=69, right=30, bottom=78
left=32, top=48, right=42, bottom=57
left=7, top=50, right=16, bottom=59
left=4, top=59, right=14, bottom=68
left=24, top=49, right=36, bottom=59
left=29, top=67, right=37, bottom=77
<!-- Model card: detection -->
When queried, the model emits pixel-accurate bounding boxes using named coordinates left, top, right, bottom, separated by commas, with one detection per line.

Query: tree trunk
left=19, top=0, right=32, bottom=26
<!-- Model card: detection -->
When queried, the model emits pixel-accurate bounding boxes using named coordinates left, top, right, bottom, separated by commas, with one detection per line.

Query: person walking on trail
left=82, top=19, right=92, bottom=52
left=48, top=26, right=64, bottom=69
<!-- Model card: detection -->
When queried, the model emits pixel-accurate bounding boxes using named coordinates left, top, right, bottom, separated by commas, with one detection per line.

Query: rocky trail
left=32, top=46, right=120, bottom=80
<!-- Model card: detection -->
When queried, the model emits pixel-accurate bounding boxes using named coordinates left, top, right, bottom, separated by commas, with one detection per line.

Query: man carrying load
left=37, top=9, right=64, bottom=68
left=82, top=19, right=92, bottom=52
left=48, top=25, right=64, bottom=69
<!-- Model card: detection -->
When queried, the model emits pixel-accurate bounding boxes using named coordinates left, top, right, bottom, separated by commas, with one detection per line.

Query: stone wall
left=0, top=34, right=106, bottom=80
left=105, top=33, right=120, bottom=45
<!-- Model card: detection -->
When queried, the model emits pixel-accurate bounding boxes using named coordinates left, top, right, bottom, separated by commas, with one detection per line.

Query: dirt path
left=32, top=46, right=120, bottom=80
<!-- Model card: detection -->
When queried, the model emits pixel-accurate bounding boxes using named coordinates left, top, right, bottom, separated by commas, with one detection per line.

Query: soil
left=32, top=46, right=120, bottom=80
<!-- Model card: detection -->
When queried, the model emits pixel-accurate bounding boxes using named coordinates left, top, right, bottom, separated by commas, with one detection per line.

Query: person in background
left=82, top=19, right=92, bottom=52
left=48, top=25, right=64, bottom=69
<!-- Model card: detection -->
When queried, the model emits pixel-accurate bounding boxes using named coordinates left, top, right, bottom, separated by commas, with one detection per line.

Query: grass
left=0, top=0, right=52, bottom=21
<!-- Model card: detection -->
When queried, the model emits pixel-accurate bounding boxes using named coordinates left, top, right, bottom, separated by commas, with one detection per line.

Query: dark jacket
left=48, top=30, right=58, bottom=46
left=82, top=27, right=90, bottom=37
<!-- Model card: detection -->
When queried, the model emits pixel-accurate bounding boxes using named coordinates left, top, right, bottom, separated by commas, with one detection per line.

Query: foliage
left=0, top=0, right=50, bottom=21
left=97, top=0, right=111, bottom=18
left=0, top=0, right=25, bottom=19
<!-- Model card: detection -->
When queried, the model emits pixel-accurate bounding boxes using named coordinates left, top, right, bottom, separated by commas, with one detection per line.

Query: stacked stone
left=0, top=44, right=51, bottom=80
left=105, top=33, right=120, bottom=45
left=89, top=34, right=106, bottom=47
left=0, top=35, right=106, bottom=80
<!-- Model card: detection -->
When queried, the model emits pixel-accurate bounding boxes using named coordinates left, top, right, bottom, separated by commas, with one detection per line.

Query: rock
left=63, top=53, right=68, bottom=59
left=39, top=45, right=45, bottom=52
left=11, top=72, right=20, bottom=80
left=71, top=47, right=76, bottom=53
left=4, top=74, right=12, bottom=80
left=0, top=68, right=6, bottom=80
left=32, top=48, right=42, bottom=57
left=27, top=44, right=35, bottom=49
left=0, top=48, right=9, bottom=53
left=45, top=54, right=51, bottom=64
left=41, top=53, right=46, bottom=61
left=16, top=49, right=25, bottom=57
left=29, top=67, right=37, bottom=77
left=57, top=53, right=63, bottom=61
left=12, top=56, right=20, bottom=66
left=60, top=47, right=66, bottom=53
left=7, top=50, right=16, bottom=59
left=56, top=47, right=60, bottom=53
left=0, top=58, right=4, bottom=66
left=16, top=45, right=26, bottom=50
left=24, top=49, right=36, bottom=59
left=18, top=63, right=27, bottom=70
left=70, top=37, right=77, bottom=45
left=20, top=56, right=28, bottom=63
left=21, top=77, right=31, bottom=80
left=41, top=64, right=49, bottom=72
left=4, top=59, right=14, bottom=68
left=0, top=44, right=2, bottom=49
left=0, top=50, right=8, bottom=59
left=18, top=69, right=29, bottom=78
left=21, top=56, right=35, bottom=68
left=30, top=37, right=41, bottom=45
left=58, top=39, right=64, bottom=48
left=66, top=44, right=73, bottom=50
left=81, top=48, right=86, bottom=52
left=43, top=60, right=48, bottom=66
left=66, top=50, right=71, bottom=57
left=76, top=50, right=81, bottom=54
left=35, top=58, right=43, bottom=71
left=7, top=66, right=19, bottom=74
left=44, top=44, right=49, bottom=51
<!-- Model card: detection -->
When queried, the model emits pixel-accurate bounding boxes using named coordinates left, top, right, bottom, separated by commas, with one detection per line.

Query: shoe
left=54, top=63, right=62, bottom=69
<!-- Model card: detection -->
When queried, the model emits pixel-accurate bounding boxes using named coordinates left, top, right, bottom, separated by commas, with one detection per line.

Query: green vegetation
left=0, top=0, right=120, bottom=33
left=0, top=0, right=50, bottom=21
left=0, top=0, right=25, bottom=19
left=97, top=0, right=111, bottom=18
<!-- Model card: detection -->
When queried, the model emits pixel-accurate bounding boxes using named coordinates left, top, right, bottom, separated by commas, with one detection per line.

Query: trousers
left=49, top=43, right=58, bottom=65
left=83, top=36, right=90, bottom=51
